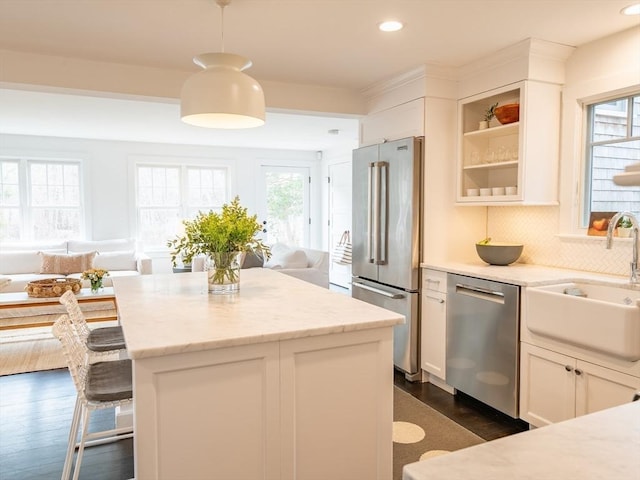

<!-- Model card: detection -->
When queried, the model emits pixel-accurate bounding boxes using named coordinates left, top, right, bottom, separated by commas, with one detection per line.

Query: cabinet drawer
left=423, top=269, right=447, bottom=293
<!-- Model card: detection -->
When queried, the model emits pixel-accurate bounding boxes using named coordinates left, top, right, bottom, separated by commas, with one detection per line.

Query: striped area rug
left=0, top=329, right=66, bottom=376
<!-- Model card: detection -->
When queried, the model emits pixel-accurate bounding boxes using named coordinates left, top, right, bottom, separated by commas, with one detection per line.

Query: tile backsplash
left=488, top=206, right=633, bottom=277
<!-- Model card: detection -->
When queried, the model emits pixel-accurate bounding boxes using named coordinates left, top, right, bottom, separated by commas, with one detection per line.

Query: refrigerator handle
left=373, top=162, right=381, bottom=264
left=367, top=163, right=375, bottom=263
left=352, top=281, right=405, bottom=299
left=378, top=161, right=388, bottom=265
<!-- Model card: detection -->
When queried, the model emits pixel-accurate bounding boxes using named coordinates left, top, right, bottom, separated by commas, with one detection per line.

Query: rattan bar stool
left=59, top=290, right=126, bottom=360
left=52, top=314, right=134, bottom=480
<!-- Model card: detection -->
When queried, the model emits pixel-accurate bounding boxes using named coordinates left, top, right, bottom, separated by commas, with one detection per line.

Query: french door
left=257, top=166, right=310, bottom=247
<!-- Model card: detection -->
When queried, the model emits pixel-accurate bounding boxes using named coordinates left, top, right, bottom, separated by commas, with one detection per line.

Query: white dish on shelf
left=479, top=188, right=492, bottom=196
left=505, top=186, right=517, bottom=195
left=466, top=188, right=479, bottom=196
left=492, top=187, right=506, bottom=196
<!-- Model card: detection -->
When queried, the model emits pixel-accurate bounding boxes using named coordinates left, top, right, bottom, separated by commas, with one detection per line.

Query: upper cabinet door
left=360, top=98, right=425, bottom=147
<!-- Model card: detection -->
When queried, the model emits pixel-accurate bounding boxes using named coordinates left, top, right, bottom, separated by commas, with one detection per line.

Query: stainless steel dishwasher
left=446, top=273, right=520, bottom=418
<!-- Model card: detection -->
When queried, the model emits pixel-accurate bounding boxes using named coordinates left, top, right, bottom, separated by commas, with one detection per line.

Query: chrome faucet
left=606, top=211, right=639, bottom=285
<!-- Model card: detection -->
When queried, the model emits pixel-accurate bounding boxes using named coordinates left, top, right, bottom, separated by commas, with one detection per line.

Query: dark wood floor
left=394, top=370, right=529, bottom=441
left=0, top=368, right=527, bottom=480
left=0, top=368, right=133, bottom=480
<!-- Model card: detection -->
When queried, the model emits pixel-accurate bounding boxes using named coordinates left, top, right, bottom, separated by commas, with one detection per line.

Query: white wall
left=0, top=133, right=323, bottom=272
left=487, top=26, right=639, bottom=276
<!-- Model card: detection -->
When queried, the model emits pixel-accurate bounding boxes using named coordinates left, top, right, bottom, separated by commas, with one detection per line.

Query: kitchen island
left=113, top=268, right=403, bottom=480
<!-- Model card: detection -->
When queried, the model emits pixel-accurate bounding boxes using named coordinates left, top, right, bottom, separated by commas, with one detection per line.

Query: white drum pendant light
left=181, top=0, right=265, bottom=129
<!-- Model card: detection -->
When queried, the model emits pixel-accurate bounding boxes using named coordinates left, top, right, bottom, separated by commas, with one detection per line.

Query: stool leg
left=62, top=396, right=81, bottom=480
left=72, top=406, right=91, bottom=480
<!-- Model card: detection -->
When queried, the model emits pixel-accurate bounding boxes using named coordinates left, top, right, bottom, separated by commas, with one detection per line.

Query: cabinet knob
left=575, top=369, right=583, bottom=376
left=564, top=365, right=573, bottom=372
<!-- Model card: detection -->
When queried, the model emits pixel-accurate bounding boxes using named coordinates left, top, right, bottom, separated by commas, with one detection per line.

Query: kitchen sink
left=526, top=282, right=640, bottom=361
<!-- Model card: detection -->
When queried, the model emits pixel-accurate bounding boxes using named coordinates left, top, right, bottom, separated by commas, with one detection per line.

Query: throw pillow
left=264, top=244, right=308, bottom=269
left=93, top=250, right=136, bottom=271
left=241, top=251, right=264, bottom=269
left=39, top=251, right=97, bottom=275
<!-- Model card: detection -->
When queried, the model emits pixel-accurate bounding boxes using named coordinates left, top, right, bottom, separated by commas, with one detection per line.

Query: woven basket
left=25, top=278, right=82, bottom=298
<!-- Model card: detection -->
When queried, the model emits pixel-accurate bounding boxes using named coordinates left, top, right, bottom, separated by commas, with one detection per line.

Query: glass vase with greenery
left=167, top=197, right=270, bottom=293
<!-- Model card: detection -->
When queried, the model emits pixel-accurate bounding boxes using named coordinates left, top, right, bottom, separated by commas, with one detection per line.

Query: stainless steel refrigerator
left=351, top=136, right=423, bottom=381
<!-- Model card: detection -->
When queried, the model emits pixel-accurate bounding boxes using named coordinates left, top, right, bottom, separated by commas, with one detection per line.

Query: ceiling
left=0, top=0, right=638, bottom=151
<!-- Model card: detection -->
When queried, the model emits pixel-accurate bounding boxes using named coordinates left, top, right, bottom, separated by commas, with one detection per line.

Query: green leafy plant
left=617, top=215, right=633, bottom=228
left=483, top=102, right=498, bottom=122
left=167, top=196, right=271, bottom=268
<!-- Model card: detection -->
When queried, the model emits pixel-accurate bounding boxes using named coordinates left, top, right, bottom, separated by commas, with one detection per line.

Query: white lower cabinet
left=420, top=269, right=447, bottom=381
left=134, top=327, right=394, bottom=479
left=520, top=342, right=640, bottom=427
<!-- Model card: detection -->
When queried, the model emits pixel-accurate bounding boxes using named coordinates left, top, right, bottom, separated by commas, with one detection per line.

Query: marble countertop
left=403, top=400, right=640, bottom=480
left=112, top=268, right=404, bottom=359
left=421, top=261, right=637, bottom=289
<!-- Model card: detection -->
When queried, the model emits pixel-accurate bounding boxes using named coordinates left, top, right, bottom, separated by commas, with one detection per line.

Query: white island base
left=113, top=269, right=403, bottom=480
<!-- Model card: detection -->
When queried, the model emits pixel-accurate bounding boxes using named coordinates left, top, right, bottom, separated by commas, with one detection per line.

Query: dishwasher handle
left=352, top=281, right=405, bottom=299
left=455, top=283, right=505, bottom=304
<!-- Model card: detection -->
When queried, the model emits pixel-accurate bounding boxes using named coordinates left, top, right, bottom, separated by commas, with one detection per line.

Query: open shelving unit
left=456, top=81, right=562, bottom=205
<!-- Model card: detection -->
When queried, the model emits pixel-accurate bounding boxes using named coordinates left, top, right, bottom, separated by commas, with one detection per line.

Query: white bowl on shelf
left=466, top=188, right=479, bottom=196
left=479, top=188, right=492, bottom=196
left=492, top=187, right=506, bottom=196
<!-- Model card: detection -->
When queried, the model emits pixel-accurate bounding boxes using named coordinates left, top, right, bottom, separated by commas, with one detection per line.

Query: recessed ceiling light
left=621, top=3, right=640, bottom=14
left=379, top=20, right=403, bottom=32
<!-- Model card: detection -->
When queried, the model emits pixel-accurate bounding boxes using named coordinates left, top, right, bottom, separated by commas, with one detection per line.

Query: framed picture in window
left=587, top=211, right=616, bottom=236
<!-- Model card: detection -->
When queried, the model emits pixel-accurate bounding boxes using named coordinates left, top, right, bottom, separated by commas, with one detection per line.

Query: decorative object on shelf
left=617, top=215, right=634, bottom=238
left=167, top=196, right=271, bottom=294
left=180, top=0, right=265, bottom=129
left=494, top=103, right=520, bottom=124
left=475, top=238, right=523, bottom=265
left=479, top=102, right=498, bottom=130
left=25, top=278, right=82, bottom=298
left=81, top=268, right=109, bottom=293
left=332, top=230, right=352, bottom=265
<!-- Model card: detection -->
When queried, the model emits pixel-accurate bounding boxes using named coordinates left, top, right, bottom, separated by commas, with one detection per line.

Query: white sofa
left=0, top=238, right=152, bottom=293
left=192, top=243, right=330, bottom=288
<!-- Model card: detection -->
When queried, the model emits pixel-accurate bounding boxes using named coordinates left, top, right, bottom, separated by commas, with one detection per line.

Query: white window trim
left=560, top=84, right=640, bottom=241
left=0, top=155, right=86, bottom=242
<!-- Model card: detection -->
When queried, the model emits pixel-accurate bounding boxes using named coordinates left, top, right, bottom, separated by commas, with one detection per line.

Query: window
left=136, top=164, right=228, bottom=249
left=0, top=158, right=82, bottom=242
left=0, top=160, right=20, bottom=241
left=583, top=94, right=640, bottom=226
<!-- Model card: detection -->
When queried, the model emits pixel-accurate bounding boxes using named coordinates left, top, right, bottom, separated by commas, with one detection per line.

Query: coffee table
left=0, top=288, right=117, bottom=330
